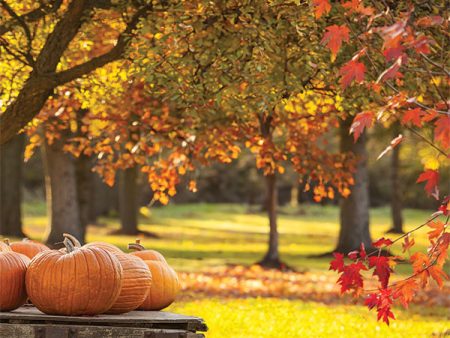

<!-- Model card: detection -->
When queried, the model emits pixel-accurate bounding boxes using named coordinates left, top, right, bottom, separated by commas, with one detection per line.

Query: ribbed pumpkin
left=26, top=234, right=123, bottom=316
left=82, top=239, right=152, bottom=314
left=129, top=242, right=179, bottom=311
left=0, top=250, right=30, bottom=311
left=129, top=239, right=167, bottom=263
left=8, top=238, right=49, bottom=259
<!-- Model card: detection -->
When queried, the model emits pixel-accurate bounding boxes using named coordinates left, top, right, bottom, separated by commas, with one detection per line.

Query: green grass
left=20, top=202, right=449, bottom=337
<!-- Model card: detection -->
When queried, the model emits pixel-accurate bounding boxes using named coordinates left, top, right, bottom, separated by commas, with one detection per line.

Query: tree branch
left=0, top=0, right=63, bottom=37
left=54, top=4, right=152, bottom=85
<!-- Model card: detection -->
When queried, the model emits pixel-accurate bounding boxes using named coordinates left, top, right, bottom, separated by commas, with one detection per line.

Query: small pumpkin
left=26, top=234, right=123, bottom=316
left=8, top=238, right=49, bottom=259
left=82, top=238, right=152, bottom=314
left=129, top=242, right=179, bottom=311
left=128, top=239, right=167, bottom=263
left=0, top=249, right=30, bottom=311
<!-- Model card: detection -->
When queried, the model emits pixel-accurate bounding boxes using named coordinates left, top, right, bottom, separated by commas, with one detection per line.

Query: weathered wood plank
left=0, top=308, right=207, bottom=332
left=0, top=323, right=206, bottom=338
left=0, top=307, right=208, bottom=337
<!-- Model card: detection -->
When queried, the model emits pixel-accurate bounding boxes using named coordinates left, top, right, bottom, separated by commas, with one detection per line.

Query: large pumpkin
left=129, top=242, right=179, bottom=311
left=82, top=239, right=152, bottom=314
left=8, top=238, right=49, bottom=259
left=26, top=234, right=123, bottom=316
left=129, top=240, right=167, bottom=263
left=0, top=250, right=30, bottom=311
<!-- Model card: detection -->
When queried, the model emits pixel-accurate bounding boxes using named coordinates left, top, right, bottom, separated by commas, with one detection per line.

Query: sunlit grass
left=22, top=202, right=438, bottom=273
left=169, top=298, right=449, bottom=338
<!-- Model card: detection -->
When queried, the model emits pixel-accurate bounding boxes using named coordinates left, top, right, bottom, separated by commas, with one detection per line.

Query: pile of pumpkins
left=0, top=234, right=179, bottom=316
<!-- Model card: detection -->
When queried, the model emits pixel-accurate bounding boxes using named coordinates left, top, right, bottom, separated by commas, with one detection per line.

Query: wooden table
left=0, top=307, right=207, bottom=338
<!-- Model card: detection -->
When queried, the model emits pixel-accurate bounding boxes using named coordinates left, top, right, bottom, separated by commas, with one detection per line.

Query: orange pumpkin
left=83, top=240, right=152, bottom=314
left=128, top=240, right=167, bottom=263
left=26, top=234, right=123, bottom=316
left=9, top=238, right=49, bottom=259
left=129, top=242, right=179, bottom=311
left=0, top=250, right=30, bottom=311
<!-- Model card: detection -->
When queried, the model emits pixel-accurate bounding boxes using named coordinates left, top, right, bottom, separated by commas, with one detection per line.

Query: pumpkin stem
left=128, top=243, right=145, bottom=251
left=63, top=233, right=82, bottom=248
left=3, top=238, right=10, bottom=246
left=63, top=237, right=76, bottom=253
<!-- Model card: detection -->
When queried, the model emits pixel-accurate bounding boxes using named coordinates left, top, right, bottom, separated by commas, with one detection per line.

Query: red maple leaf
left=410, top=252, right=431, bottom=287
left=428, top=265, right=448, bottom=288
left=372, top=237, right=393, bottom=248
left=329, top=252, right=345, bottom=272
left=438, top=196, right=450, bottom=216
left=321, top=25, right=350, bottom=56
left=434, top=116, right=450, bottom=150
left=350, top=111, right=373, bottom=141
left=416, top=169, right=439, bottom=198
left=342, top=0, right=374, bottom=15
left=377, top=57, right=403, bottom=83
left=427, top=220, right=445, bottom=241
left=402, top=108, right=425, bottom=127
left=383, top=45, right=405, bottom=62
left=411, top=35, right=433, bottom=54
left=366, top=289, right=395, bottom=325
left=339, top=60, right=366, bottom=89
left=376, top=289, right=395, bottom=325
left=364, top=293, right=380, bottom=310
left=368, top=256, right=393, bottom=288
left=393, top=279, right=418, bottom=308
left=312, top=0, right=331, bottom=19
left=337, top=261, right=367, bottom=294
left=415, top=15, right=444, bottom=27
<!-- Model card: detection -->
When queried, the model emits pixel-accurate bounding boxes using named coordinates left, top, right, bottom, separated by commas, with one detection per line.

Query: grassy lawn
left=20, top=202, right=449, bottom=337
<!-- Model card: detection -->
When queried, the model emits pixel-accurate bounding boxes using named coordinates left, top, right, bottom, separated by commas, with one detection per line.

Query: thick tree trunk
left=75, top=154, right=95, bottom=239
left=119, top=166, right=139, bottom=235
left=0, top=134, right=26, bottom=237
left=388, top=124, right=404, bottom=234
left=42, top=135, right=82, bottom=247
left=258, top=173, right=283, bottom=268
left=335, top=119, right=372, bottom=254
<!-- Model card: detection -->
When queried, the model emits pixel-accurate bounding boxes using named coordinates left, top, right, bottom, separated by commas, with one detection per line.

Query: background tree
left=130, top=1, right=355, bottom=268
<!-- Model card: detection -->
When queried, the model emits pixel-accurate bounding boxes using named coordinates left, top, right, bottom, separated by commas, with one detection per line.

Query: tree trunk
left=258, top=173, right=283, bottom=268
left=388, top=124, right=404, bottom=234
left=42, top=135, right=82, bottom=247
left=119, top=166, right=139, bottom=235
left=92, top=175, right=118, bottom=219
left=75, top=154, right=95, bottom=239
left=0, top=134, right=26, bottom=237
left=290, top=184, right=299, bottom=208
left=335, top=118, right=372, bottom=254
